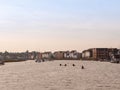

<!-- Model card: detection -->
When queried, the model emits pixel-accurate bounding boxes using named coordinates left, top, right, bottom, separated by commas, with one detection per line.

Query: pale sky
left=0, top=0, right=120, bottom=52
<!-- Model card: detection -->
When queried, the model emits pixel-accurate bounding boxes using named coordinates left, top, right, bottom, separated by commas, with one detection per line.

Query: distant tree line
left=0, top=50, right=39, bottom=62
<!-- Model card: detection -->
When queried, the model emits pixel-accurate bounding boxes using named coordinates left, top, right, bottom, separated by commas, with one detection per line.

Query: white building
left=41, top=52, right=53, bottom=59
left=82, top=51, right=91, bottom=58
left=64, top=50, right=80, bottom=59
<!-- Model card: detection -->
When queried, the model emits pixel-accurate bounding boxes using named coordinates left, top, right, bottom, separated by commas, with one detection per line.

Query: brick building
left=54, top=50, right=81, bottom=60
left=54, top=51, right=64, bottom=60
left=82, top=48, right=119, bottom=60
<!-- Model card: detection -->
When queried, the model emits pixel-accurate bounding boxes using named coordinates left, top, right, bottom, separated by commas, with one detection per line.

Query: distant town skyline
left=0, top=0, right=120, bottom=52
